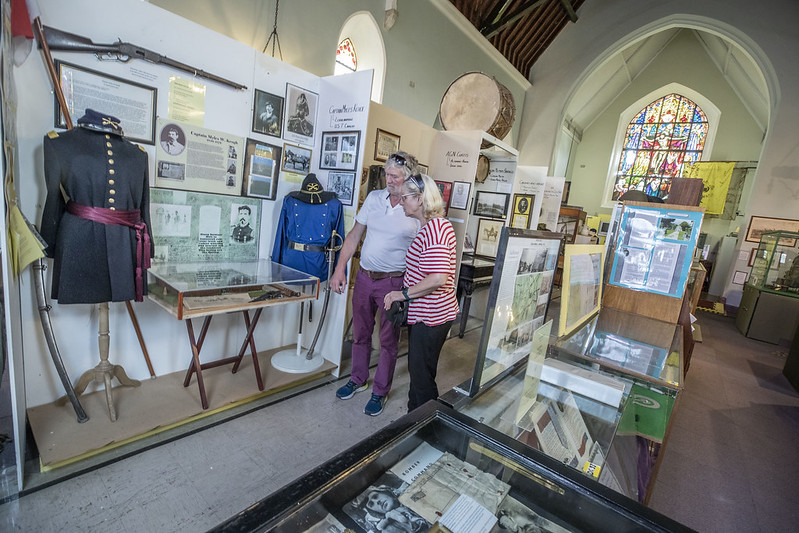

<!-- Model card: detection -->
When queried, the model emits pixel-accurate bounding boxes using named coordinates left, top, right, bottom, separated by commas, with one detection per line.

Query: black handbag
left=386, top=299, right=409, bottom=327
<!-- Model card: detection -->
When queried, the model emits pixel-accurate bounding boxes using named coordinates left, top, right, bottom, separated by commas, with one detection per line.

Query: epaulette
left=138, top=145, right=146, bottom=152
left=47, top=131, right=59, bottom=139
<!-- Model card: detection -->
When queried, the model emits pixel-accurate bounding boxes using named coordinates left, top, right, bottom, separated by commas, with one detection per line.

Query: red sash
left=66, top=201, right=151, bottom=302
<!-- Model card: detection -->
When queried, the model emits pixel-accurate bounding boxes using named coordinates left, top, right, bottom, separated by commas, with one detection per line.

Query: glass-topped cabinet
left=737, top=231, right=799, bottom=344
left=147, top=259, right=319, bottom=319
left=209, top=402, right=692, bottom=532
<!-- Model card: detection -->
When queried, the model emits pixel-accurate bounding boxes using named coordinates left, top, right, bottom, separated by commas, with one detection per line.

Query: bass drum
left=439, top=72, right=516, bottom=141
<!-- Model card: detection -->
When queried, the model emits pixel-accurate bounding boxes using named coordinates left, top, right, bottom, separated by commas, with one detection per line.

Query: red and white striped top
left=404, top=217, right=459, bottom=326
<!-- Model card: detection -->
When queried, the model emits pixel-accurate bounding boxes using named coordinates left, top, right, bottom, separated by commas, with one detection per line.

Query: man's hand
left=330, top=269, right=347, bottom=294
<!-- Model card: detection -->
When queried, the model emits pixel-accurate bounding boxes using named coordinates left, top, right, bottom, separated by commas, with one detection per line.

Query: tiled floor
left=0, top=311, right=796, bottom=532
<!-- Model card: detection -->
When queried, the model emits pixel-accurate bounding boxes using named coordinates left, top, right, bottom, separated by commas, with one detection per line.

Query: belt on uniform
left=360, top=267, right=404, bottom=280
left=289, top=240, right=326, bottom=253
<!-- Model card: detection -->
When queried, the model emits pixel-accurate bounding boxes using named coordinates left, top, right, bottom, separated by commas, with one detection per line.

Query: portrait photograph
left=450, top=181, right=471, bottom=210
left=252, top=89, right=284, bottom=137
left=159, top=123, right=186, bottom=157
left=281, top=142, right=312, bottom=175
left=511, top=193, right=535, bottom=229
left=327, top=171, right=356, bottom=206
left=230, top=203, right=257, bottom=244
left=284, top=83, right=318, bottom=146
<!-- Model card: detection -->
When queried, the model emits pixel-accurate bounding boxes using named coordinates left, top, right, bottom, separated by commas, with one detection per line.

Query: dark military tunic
left=40, top=126, right=152, bottom=304
left=271, top=175, right=345, bottom=281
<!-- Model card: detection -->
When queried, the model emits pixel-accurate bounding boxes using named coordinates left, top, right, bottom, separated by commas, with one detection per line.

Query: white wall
left=12, top=0, right=369, bottom=406
left=517, top=0, right=799, bottom=306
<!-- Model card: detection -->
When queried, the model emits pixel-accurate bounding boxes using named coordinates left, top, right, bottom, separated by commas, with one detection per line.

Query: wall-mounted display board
left=151, top=189, right=260, bottom=264
left=559, top=244, right=605, bottom=337
left=469, top=227, right=562, bottom=397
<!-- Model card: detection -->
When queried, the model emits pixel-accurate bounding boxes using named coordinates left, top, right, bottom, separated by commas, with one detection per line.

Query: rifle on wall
left=41, top=25, right=248, bottom=91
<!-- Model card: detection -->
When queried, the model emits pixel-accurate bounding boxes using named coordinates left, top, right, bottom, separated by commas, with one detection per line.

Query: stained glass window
left=612, top=93, right=708, bottom=201
left=336, top=38, right=357, bottom=72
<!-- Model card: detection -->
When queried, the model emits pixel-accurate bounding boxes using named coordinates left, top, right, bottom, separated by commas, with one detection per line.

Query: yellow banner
left=683, top=162, right=735, bottom=215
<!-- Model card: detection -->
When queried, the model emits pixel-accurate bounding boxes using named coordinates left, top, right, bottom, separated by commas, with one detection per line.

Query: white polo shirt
left=356, top=189, right=420, bottom=272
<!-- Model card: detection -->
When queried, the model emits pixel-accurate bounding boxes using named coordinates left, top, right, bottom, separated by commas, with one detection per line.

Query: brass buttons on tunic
left=109, top=198, right=115, bottom=204
left=106, top=142, right=112, bottom=148
left=107, top=150, right=113, bottom=156
left=108, top=179, right=115, bottom=185
left=110, top=207, right=116, bottom=210
left=109, top=189, right=116, bottom=195
left=109, top=169, right=115, bottom=175
left=108, top=159, right=114, bottom=165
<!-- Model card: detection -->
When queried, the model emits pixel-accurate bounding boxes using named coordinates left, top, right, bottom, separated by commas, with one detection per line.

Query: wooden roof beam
left=481, top=0, right=548, bottom=39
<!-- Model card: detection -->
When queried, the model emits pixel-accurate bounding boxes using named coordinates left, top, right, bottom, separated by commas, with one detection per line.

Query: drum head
left=475, top=154, right=490, bottom=183
left=440, top=72, right=506, bottom=132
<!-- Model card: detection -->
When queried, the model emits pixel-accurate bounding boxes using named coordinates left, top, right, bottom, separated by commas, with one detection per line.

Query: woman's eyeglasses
left=388, top=153, right=409, bottom=169
left=406, top=174, right=425, bottom=192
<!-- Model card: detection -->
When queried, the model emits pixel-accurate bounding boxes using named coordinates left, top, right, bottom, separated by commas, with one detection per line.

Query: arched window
left=335, top=38, right=357, bottom=74
left=611, top=93, right=708, bottom=200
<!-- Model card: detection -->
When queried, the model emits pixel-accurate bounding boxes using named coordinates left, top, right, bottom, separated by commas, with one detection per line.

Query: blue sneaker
left=364, top=394, right=386, bottom=416
left=336, top=380, right=367, bottom=400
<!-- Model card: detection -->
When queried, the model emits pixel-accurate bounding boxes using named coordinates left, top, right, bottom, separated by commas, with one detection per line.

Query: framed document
left=374, top=128, right=400, bottom=162
left=434, top=180, right=453, bottom=215
left=744, top=216, right=799, bottom=245
left=319, top=130, right=361, bottom=171
left=475, top=218, right=504, bottom=258
left=242, top=139, right=282, bottom=200
left=55, top=60, right=157, bottom=144
left=327, top=171, right=356, bottom=206
left=510, top=193, right=535, bottom=229
left=449, top=181, right=471, bottom=210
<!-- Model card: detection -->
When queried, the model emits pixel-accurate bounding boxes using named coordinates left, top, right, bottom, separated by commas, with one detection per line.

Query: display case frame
left=747, top=230, right=799, bottom=297
left=468, top=227, right=563, bottom=397
left=208, top=401, right=692, bottom=532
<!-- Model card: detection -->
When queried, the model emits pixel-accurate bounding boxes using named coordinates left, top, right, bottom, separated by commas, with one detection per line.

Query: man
left=232, top=205, right=254, bottom=242
left=160, top=126, right=185, bottom=156
left=258, top=100, right=280, bottom=136
left=331, top=151, right=420, bottom=416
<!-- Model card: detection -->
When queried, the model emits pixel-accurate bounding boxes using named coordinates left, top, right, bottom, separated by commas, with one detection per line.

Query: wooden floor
left=0, top=311, right=796, bottom=532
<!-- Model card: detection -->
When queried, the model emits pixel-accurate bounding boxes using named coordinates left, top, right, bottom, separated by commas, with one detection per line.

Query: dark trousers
left=407, top=320, right=454, bottom=411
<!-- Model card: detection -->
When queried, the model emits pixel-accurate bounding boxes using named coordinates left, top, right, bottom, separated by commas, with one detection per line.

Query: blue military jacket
left=271, top=195, right=345, bottom=281
left=40, top=126, right=152, bottom=303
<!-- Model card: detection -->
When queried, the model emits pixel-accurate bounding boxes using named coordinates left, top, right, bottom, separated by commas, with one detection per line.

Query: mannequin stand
left=271, top=302, right=325, bottom=374
left=74, top=302, right=141, bottom=421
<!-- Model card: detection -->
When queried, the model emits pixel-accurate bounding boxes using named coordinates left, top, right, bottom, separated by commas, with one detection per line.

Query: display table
left=147, top=260, right=319, bottom=409
left=456, top=254, right=495, bottom=337
left=208, top=401, right=691, bottom=532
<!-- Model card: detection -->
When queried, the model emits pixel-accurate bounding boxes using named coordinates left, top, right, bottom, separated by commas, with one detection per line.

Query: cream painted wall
left=149, top=0, right=528, bottom=146
left=518, top=0, right=799, bottom=306
left=567, top=29, right=762, bottom=220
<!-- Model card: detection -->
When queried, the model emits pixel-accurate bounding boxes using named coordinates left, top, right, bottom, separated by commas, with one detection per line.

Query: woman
left=384, top=174, right=459, bottom=411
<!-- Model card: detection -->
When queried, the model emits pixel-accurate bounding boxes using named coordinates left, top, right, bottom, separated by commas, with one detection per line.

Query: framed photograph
left=284, top=83, right=318, bottom=146
left=474, top=191, right=510, bottom=219
left=418, top=163, right=429, bottom=174
left=559, top=244, right=604, bottom=337
left=327, top=171, right=356, bottom=206
left=475, top=218, right=504, bottom=258
left=732, top=270, right=748, bottom=285
left=242, top=139, right=282, bottom=200
left=281, top=142, right=312, bottom=175
left=319, top=130, right=361, bottom=171
left=434, top=180, right=453, bottom=215
left=374, top=128, right=400, bottom=162
left=251, top=89, right=284, bottom=137
left=450, top=181, right=471, bottom=210
left=54, top=60, right=157, bottom=144
left=510, top=193, right=535, bottom=229
left=561, top=180, right=571, bottom=204
left=744, top=216, right=799, bottom=245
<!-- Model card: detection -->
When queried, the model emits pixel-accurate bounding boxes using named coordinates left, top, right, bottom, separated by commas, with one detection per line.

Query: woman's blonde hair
left=403, top=173, right=445, bottom=220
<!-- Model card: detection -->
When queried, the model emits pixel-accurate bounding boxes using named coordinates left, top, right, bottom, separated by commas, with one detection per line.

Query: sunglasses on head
left=388, top=153, right=410, bottom=169
left=406, top=174, right=425, bottom=193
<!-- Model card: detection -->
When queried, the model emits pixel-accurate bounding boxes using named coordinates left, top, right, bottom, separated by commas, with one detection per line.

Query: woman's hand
left=384, top=290, right=404, bottom=310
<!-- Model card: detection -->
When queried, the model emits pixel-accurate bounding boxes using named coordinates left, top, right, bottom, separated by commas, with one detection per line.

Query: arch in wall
left=555, top=14, right=778, bottom=182
left=336, top=11, right=385, bottom=103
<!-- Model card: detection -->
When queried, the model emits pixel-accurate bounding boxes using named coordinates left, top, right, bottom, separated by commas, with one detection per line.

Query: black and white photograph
left=284, top=83, right=318, bottom=146
left=342, top=472, right=430, bottom=533
left=282, top=142, right=312, bottom=175
left=230, top=204, right=256, bottom=243
left=450, top=181, right=471, bottom=210
left=157, top=161, right=185, bottom=181
left=252, top=89, right=284, bottom=137
left=328, top=171, right=356, bottom=206
left=474, top=191, right=511, bottom=219
left=320, top=130, right=361, bottom=171
left=159, top=123, right=186, bottom=156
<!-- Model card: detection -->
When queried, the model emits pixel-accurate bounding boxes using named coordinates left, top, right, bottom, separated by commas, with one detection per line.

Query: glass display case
left=147, top=259, right=319, bottom=320
left=747, top=230, right=799, bottom=295
left=209, top=402, right=692, bottom=532
left=737, top=231, right=799, bottom=344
